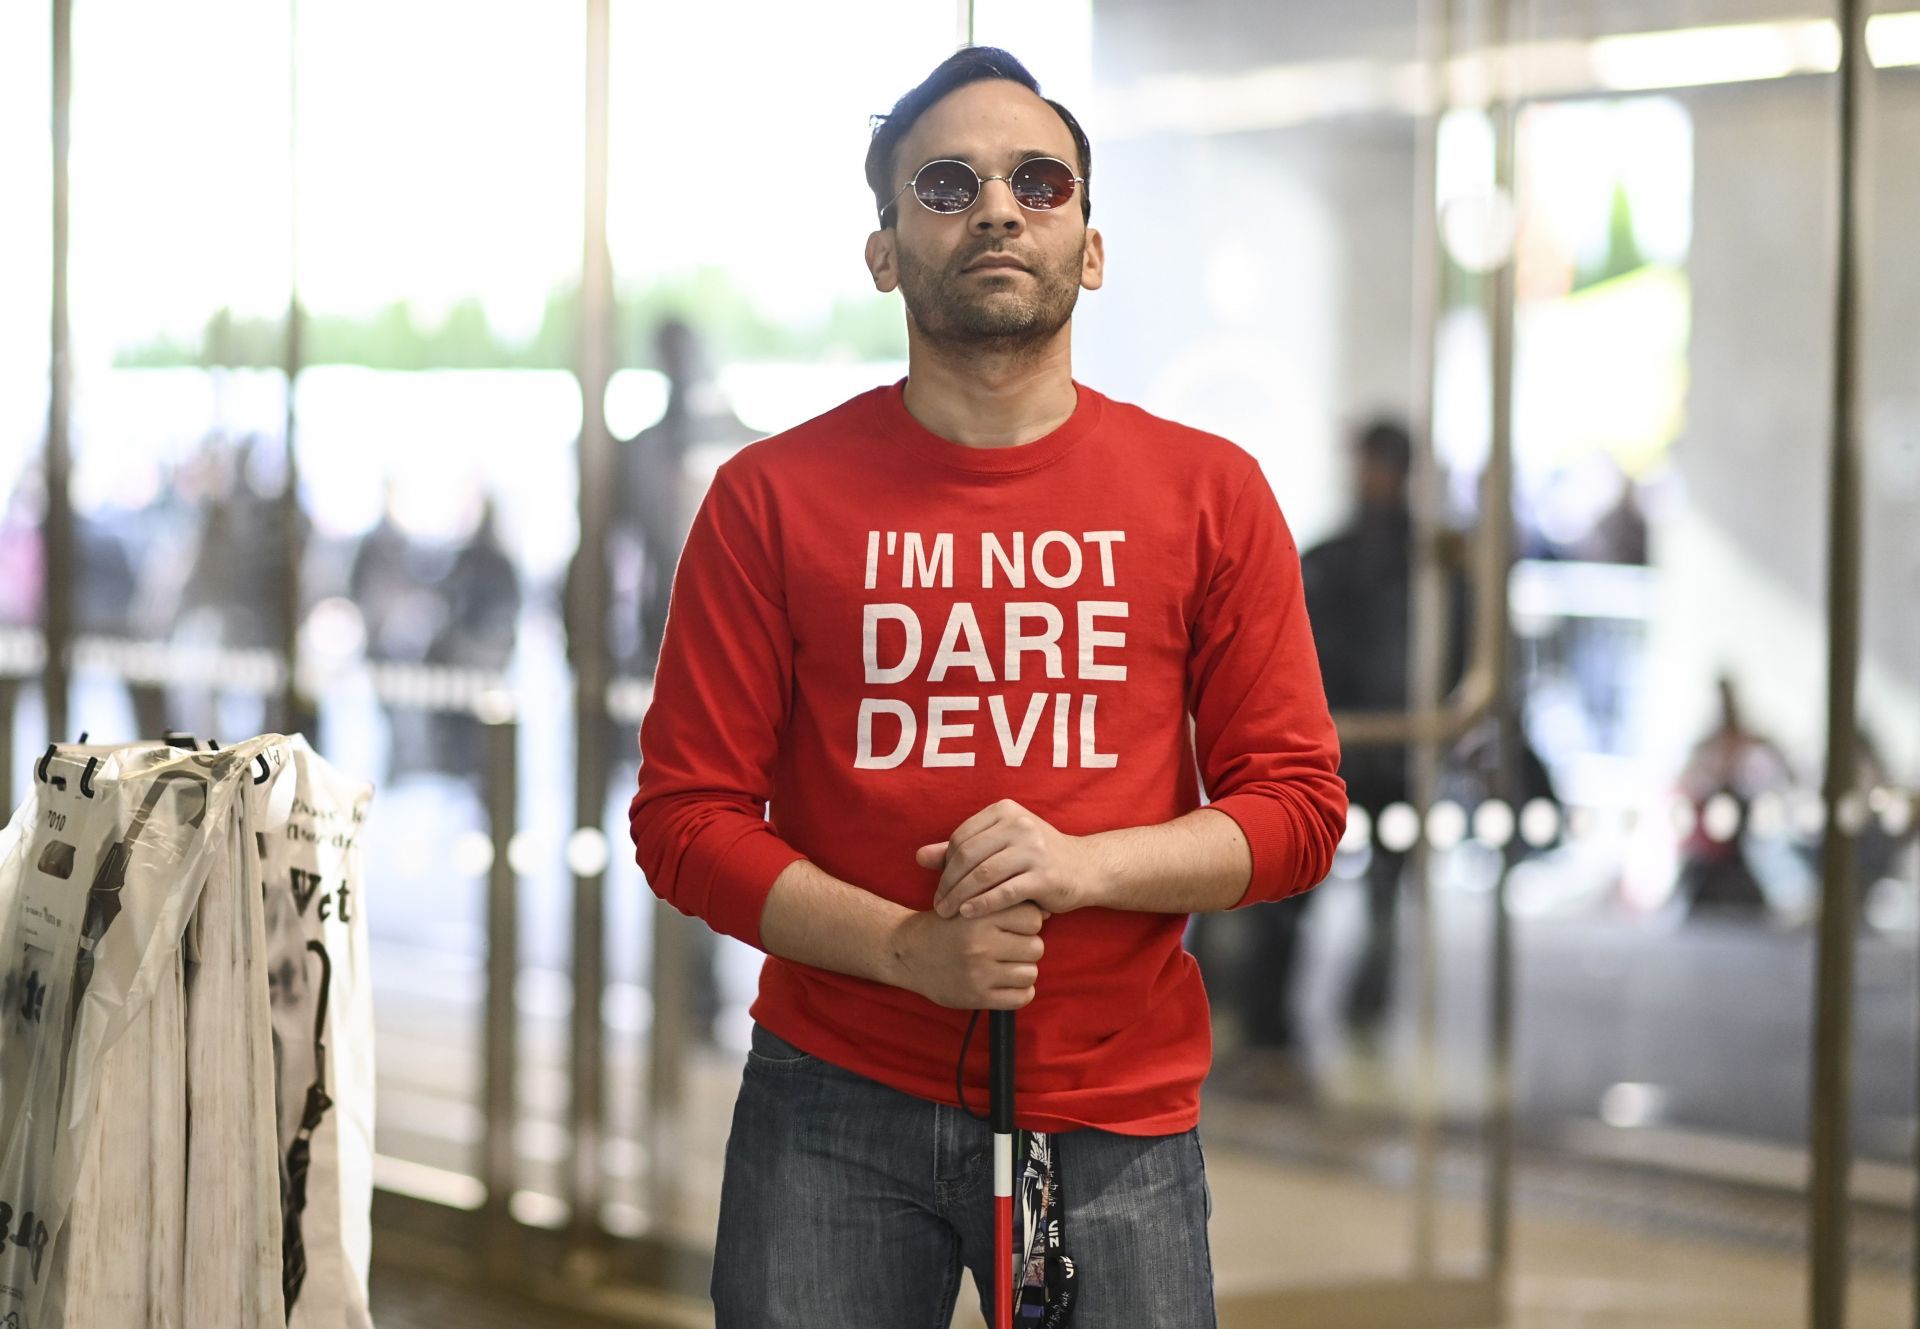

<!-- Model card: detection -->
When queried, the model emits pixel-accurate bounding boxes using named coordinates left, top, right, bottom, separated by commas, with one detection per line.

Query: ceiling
left=1093, top=0, right=1865, bottom=77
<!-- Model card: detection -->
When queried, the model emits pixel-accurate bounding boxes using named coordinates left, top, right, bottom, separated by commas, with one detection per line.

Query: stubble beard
left=896, top=238, right=1085, bottom=359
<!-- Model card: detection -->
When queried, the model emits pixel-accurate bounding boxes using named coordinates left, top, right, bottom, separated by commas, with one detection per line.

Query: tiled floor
left=370, top=1263, right=631, bottom=1329
left=369, top=1127, right=1912, bottom=1329
left=368, top=933, right=1919, bottom=1329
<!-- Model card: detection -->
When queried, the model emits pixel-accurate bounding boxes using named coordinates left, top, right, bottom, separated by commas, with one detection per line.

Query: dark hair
left=1357, top=419, right=1413, bottom=476
left=865, top=46, right=1092, bottom=229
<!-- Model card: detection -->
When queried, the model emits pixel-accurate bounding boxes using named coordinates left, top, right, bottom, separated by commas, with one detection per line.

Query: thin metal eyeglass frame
left=884, top=156, right=1085, bottom=219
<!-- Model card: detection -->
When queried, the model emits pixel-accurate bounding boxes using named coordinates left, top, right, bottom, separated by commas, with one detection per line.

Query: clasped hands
left=895, top=800, right=1106, bottom=1011
left=914, top=798, right=1106, bottom=920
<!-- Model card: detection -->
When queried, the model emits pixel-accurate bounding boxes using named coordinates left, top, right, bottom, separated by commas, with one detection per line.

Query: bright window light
left=1589, top=22, right=1829, bottom=92
left=1868, top=12, right=1920, bottom=68
left=1100, top=12, right=1920, bottom=142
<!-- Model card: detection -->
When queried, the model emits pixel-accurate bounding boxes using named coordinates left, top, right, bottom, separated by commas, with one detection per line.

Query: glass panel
left=282, top=0, right=584, bottom=1207
left=1853, top=5, right=1920, bottom=1316
left=0, top=0, right=52, bottom=764
left=1503, top=2, right=1907, bottom=1322
left=1084, top=0, right=1444, bottom=1302
left=1070, top=0, right=1911, bottom=1321
left=62, top=0, right=293, bottom=747
left=601, top=0, right=957, bottom=1249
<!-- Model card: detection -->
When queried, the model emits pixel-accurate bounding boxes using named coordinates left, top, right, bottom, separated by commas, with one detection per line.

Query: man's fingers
left=938, top=843, right=1022, bottom=916
left=944, top=801, right=1014, bottom=857
left=938, top=826, right=1015, bottom=897
left=989, top=963, right=1040, bottom=989
left=940, top=841, right=1021, bottom=914
left=957, top=872, right=1042, bottom=919
left=989, top=903, right=1046, bottom=935
left=991, top=932, right=1043, bottom=964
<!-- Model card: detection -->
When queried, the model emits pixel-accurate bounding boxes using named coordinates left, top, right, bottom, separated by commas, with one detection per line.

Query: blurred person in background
left=125, top=449, right=210, bottom=739
left=350, top=480, right=453, bottom=780
left=1674, top=674, right=1794, bottom=916
left=1569, top=462, right=1649, bottom=567
left=1215, top=420, right=1422, bottom=1096
left=630, top=47, right=1343, bottom=1326
left=572, top=316, right=758, bottom=686
left=620, top=320, right=754, bottom=1040
left=621, top=317, right=756, bottom=675
left=571, top=319, right=757, bottom=1041
left=1801, top=720, right=1911, bottom=911
left=349, top=481, right=424, bottom=666
left=176, top=435, right=292, bottom=653
left=1, top=459, right=181, bottom=740
left=147, top=434, right=301, bottom=740
left=1842, top=724, right=1906, bottom=905
left=424, top=495, right=521, bottom=778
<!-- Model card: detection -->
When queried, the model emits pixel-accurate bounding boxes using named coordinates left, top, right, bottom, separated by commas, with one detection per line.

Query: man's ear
left=1080, top=226, right=1105, bottom=292
left=865, top=229, right=899, bottom=293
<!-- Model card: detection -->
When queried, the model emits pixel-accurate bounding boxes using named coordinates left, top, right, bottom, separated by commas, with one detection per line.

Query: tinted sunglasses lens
left=1011, top=158, right=1077, bottom=210
left=913, top=161, right=979, bottom=213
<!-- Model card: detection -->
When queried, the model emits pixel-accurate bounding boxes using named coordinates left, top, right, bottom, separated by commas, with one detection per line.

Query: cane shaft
left=990, top=1009, right=1016, bottom=1329
left=990, top=1010, right=1015, bottom=1130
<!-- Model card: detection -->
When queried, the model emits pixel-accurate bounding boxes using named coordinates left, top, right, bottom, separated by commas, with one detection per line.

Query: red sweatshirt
left=629, top=381, right=1345, bottom=1135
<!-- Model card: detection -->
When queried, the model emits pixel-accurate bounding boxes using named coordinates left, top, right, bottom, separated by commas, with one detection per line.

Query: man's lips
left=963, top=255, right=1029, bottom=273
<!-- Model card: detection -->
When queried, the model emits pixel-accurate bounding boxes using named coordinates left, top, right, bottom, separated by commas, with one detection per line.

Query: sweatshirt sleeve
left=1187, top=462, right=1348, bottom=906
left=628, top=458, right=806, bottom=950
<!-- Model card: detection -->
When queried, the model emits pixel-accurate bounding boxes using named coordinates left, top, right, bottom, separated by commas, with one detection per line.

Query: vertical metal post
left=958, top=0, right=974, bottom=47
left=0, top=678, right=15, bottom=819
left=1482, top=0, right=1520, bottom=1292
left=482, top=714, right=522, bottom=1257
left=1811, top=1, right=1867, bottom=1325
left=1405, top=0, right=1452, bottom=1281
left=45, top=0, right=75, bottom=742
left=569, top=0, right=615, bottom=1255
left=279, top=0, right=314, bottom=741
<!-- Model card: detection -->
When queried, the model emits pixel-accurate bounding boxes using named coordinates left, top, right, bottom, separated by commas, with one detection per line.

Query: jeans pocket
left=746, top=1021, right=817, bottom=1067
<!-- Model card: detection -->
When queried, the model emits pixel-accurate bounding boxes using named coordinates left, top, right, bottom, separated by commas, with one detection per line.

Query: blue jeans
left=712, top=1022, right=1218, bottom=1327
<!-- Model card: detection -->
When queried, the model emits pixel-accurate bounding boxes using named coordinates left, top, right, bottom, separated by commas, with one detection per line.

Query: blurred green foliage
left=1574, top=181, right=1649, bottom=292
left=115, top=267, right=907, bottom=370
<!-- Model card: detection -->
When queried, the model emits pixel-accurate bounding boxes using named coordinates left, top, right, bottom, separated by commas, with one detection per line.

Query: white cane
left=989, top=1008, right=1015, bottom=1329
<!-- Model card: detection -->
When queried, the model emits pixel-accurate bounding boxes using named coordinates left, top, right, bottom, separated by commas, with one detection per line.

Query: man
left=1222, top=422, right=1418, bottom=1093
left=629, top=46, right=1345, bottom=1326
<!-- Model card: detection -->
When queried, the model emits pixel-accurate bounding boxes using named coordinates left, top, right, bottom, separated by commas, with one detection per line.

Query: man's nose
left=970, top=176, right=1025, bottom=235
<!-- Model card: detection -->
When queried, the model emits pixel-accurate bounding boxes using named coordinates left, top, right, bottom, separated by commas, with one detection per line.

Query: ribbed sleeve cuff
left=701, top=829, right=808, bottom=950
left=1206, top=792, right=1300, bottom=908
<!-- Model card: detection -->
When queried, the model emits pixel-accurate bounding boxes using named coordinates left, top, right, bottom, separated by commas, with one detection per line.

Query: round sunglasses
left=887, top=156, right=1085, bottom=218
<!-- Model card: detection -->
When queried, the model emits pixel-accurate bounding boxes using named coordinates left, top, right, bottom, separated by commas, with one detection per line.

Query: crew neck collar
left=874, top=378, right=1102, bottom=477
